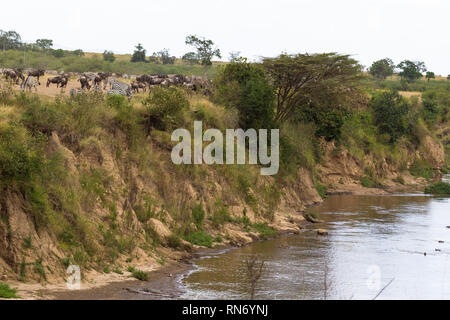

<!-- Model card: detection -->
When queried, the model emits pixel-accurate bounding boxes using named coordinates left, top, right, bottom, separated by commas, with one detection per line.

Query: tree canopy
left=425, top=71, right=435, bottom=81
left=0, top=30, right=22, bottom=51
left=369, top=58, right=394, bottom=80
left=214, top=58, right=275, bottom=130
left=397, top=60, right=426, bottom=82
left=103, top=50, right=116, bottom=62
left=263, top=53, right=363, bottom=123
left=131, top=43, right=147, bottom=63
left=184, top=35, right=221, bottom=66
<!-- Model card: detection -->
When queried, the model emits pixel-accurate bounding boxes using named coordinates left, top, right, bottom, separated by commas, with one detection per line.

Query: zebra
left=70, top=88, right=84, bottom=98
left=107, top=89, right=131, bottom=100
left=21, top=76, right=38, bottom=92
left=107, top=78, right=133, bottom=100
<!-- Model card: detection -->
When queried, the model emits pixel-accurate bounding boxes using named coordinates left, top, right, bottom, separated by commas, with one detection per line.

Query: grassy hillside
left=0, top=50, right=219, bottom=77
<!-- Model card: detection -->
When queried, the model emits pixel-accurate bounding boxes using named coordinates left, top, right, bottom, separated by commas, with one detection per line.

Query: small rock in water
left=317, top=229, right=329, bottom=236
left=438, top=240, right=444, bottom=243
left=435, top=249, right=441, bottom=252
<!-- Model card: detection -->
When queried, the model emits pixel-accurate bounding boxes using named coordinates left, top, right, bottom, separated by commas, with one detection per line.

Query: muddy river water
left=180, top=177, right=450, bottom=300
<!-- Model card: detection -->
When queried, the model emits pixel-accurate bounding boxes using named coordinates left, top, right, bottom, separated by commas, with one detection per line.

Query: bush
left=370, top=90, right=412, bottom=144
left=360, top=176, right=383, bottom=188
left=184, top=231, right=213, bottom=248
left=167, top=234, right=181, bottom=249
left=424, top=182, right=450, bottom=195
left=191, top=203, right=205, bottom=227
left=214, top=59, right=275, bottom=130
left=0, top=124, right=45, bottom=186
left=0, top=282, right=19, bottom=299
left=211, top=200, right=231, bottom=228
left=409, top=159, right=435, bottom=180
left=143, top=86, right=189, bottom=131
left=252, top=223, right=276, bottom=240
left=315, top=183, right=327, bottom=198
left=131, top=269, right=149, bottom=281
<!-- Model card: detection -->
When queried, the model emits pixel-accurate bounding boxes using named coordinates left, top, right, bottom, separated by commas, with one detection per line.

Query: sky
left=1, top=0, right=449, bottom=75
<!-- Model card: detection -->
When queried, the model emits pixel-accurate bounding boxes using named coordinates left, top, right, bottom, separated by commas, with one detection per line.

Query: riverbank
left=6, top=179, right=431, bottom=300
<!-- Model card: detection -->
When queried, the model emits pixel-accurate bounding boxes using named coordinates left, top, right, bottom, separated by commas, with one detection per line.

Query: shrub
left=184, top=231, right=213, bottom=248
left=409, top=159, right=435, bottom=180
left=211, top=200, right=231, bottom=228
left=214, top=59, right=275, bottom=130
left=191, top=203, right=205, bottom=227
left=315, top=183, right=327, bottom=199
left=167, top=234, right=181, bottom=249
left=131, top=269, right=149, bottom=281
left=252, top=223, right=276, bottom=240
left=360, top=176, right=383, bottom=188
left=143, top=86, right=189, bottom=131
left=370, top=90, right=412, bottom=143
left=0, top=282, right=19, bottom=299
left=424, top=182, right=450, bottom=195
left=0, top=124, right=45, bottom=186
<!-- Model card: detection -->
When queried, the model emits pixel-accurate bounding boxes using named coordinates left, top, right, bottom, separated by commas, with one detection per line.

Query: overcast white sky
left=1, top=0, right=449, bottom=74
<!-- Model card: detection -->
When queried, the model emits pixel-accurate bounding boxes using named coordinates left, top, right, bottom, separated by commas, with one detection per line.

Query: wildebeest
left=59, top=77, right=68, bottom=88
left=3, top=68, right=25, bottom=84
left=78, top=76, right=91, bottom=90
left=47, top=76, right=63, bottom=87
left=97, top=72, right=111, bottom=89
left=27, top=69, right=45, bottom=85
left=130, top=81, right=147, bottom=93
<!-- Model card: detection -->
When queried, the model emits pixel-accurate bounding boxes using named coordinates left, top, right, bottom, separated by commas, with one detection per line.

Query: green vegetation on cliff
left=0, top=51, right=448, bottom=283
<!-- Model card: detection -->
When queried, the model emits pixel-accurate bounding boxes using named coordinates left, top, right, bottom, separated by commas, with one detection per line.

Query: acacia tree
left=131, top=43, right=147, bottom=62
left=103, top=50, right=115, bottom=62
left=184, top=35, right=221, bottom=66
left=426, top=71, right=435, bottom=81
left=369, top=58, right=394, bottom=82
left=35, top=39, right=53, bottom=54
left=263, top=53, right=363, bottom=123
left=154, top=48, right=175, bottom=64
left=0, top=30, right=22, bottom=51
left=397, top=60, right=426, bottom=82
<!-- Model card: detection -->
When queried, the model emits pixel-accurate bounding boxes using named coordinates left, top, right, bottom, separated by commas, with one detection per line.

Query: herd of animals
left=0, top=68, right=211, bottom=100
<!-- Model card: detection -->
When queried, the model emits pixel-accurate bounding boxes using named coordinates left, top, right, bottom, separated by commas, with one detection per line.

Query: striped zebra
left=108, top=78, right=133, bottom=100
left=21, top=76, right=38, bottom=92
left=70, top=88, right=84, bottom=98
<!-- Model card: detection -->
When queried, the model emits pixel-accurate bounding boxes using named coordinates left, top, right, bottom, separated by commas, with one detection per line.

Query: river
left=180, top=177, right=450, bottom=300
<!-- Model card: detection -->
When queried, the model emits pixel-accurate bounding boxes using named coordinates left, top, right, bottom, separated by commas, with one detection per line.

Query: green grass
left=361, top=176, right=383, bottom=188
left=409, top=159, right=435, bottom=180
left=252, top=223, right=277, bottom=240
left=315, top=183, right=328, bottom=199
left=0, top=282, right=19, bottom=299
left=131, top=269, right=149, bottom=281
left=184, top=231, right=213, bottom=248
left=424, top=182, right=450, bottom=194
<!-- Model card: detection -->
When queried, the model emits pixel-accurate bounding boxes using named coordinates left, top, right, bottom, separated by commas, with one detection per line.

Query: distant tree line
left=130, top=34, right=221, bottom=66
left=0, top=29, right=84, bottom=58
left=368, top=58, right=445, bottom=83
